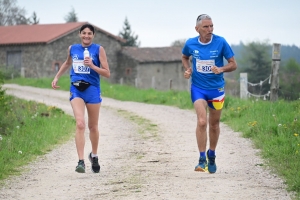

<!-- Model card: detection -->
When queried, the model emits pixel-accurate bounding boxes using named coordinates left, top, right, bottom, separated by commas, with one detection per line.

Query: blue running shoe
left=195, top=156, right=207, bottom=172
left=207, top=150, right=217, bottom=173
left=75, top=160, right=85, bottom=173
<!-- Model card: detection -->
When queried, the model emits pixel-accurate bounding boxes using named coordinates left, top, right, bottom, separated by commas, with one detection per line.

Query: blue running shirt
left=70, top=44, right=101, bottom=87
left=182, top=34, right=234, bottom=90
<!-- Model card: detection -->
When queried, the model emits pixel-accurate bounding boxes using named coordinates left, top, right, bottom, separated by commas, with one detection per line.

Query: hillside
left=231, top=43, right=300, bottom=66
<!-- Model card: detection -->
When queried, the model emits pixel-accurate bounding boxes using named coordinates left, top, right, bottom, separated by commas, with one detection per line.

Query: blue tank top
left=182, top=34, right=234, bottom=90
left=69, top=43, right=101, bottom=87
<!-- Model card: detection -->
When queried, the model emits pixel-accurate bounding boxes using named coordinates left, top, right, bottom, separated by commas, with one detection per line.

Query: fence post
left=240, top=73, right=248, bottom=99
left=169, top=79, right=172, bottom=90
left=21, top=67, right=25, bottom=77
left=151, top=76, right=155, bottom=89
left=135, top=78, right=138, bottom=88
left=270, top=43, right=281, bottom=102
left=120, top=78, right=123, bottom=85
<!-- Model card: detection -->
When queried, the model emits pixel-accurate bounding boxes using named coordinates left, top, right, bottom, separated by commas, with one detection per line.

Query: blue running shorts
left=191, top=84, right=225, bottom=110
left=70, top=85, right=102, bottom=104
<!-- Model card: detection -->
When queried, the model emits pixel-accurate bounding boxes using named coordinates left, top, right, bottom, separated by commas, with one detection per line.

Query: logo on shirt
left=72, top=54, right=79, bottom=60
left=210, top=50, right=218, bottom=58
left=218, top=87, right=224, bottom=92
left=193, top=49, right=200, bottom=59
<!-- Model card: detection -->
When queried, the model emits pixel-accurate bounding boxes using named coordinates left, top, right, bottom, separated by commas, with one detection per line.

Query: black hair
left=79, top=24, right=95, bottom=34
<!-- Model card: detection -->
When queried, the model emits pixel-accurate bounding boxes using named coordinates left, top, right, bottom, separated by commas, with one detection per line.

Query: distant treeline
left=231, top=43, right=300, bottom=66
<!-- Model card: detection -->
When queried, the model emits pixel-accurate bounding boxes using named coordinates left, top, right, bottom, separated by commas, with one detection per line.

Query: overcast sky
left=17, top=0, right=300, bottom=48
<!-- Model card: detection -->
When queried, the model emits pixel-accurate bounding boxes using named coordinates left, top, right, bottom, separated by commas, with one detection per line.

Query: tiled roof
left=0, top=22, right=125, bottom=46
left=121, top=46, right=182, bottom=63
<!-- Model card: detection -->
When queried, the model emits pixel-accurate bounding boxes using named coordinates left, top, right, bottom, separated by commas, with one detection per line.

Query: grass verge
left=0, top=95, right=75, bottom=183
left=223, top=96, right=300, bottom=198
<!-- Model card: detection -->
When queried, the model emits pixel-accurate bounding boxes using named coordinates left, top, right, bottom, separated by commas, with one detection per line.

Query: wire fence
left=226, top=74, right=300, bottom=101
left=226, top=74, right=271, bottom=100
left=244, top=75, right=271, bottom=100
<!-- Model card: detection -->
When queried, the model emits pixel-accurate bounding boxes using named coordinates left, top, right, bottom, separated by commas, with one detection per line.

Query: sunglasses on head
left=196, top=14, right=210, bottom=21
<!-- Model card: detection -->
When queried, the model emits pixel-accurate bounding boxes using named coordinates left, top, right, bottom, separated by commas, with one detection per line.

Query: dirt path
left=0, top=84, right=292, bottom=200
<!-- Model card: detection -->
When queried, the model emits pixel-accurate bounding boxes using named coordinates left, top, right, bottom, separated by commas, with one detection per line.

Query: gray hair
left=196, top=14, right=212, bottom=25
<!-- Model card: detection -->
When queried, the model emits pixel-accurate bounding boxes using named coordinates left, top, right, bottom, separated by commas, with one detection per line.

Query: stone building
left=0, top=22, right=188, bottom=91
left=117, top=46, right=188, bottom=91
left=0, top=22, right=125, bottom=82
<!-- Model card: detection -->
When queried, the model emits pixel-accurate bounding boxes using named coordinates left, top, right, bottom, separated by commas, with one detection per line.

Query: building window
left=52, top=61, right=61, bottom=72
left=125, top=68, right=131, bottom=75
left=55, top=63, right=60, bottom=72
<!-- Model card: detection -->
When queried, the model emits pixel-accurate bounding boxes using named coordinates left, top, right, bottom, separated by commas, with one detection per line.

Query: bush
left=0, top=70, right=5, bottom=101
left=0, top=71, right=11, bottom=135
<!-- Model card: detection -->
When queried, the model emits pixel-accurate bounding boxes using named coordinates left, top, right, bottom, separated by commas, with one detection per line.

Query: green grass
left=0, top=96, right=75, bottom=182
left=5, top=76, right=194, bottom=110
left=4, top=76, right=300, bottom=199
left=223, top=96, right=300, bottom=198
left=113, top=108, right=159, bottom=139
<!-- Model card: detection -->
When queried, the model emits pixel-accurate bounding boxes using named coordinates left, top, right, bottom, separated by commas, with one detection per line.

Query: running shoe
left=75, top=160, right=85, bottom=173
left=207, top=150, right=217, bottom=173
left=194, top=156, right=207, bottom=172
left=88, top=152, right=100, bottom=173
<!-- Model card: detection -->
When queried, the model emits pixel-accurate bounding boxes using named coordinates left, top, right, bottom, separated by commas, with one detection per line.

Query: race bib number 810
left=73, top=60, right=90, bottom=74
left=196, top=59, right=215, bottom=73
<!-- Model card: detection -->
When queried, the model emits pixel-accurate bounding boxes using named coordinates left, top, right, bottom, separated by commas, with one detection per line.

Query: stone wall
left=136, top=62, right=189, bottom=91
left=116, top=53, right=189, bottom=91
left=116, top=52, right=138, bottom=85
left=0, top=44, right=50, bottom=78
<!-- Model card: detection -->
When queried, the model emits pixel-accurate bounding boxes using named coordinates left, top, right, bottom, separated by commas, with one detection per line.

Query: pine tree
left=64, top=7, right=78, bottom=23
left=119, top=17, right=140, bottom=47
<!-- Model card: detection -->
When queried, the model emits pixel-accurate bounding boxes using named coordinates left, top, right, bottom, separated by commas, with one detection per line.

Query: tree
left=171, top=39, right=186, bottom=48
left=282, top=58, right=300, bottom=73
left=279, top=58, right=300, bottom=100
left=239, top=41, right=272, bottom=95
left=30, top=11, right=39, bottom=24
left=64, top=7, right=78, bottom=23
left=0, top=0, right=30, bottom=25
left=118, top=17, right=140, bottom=47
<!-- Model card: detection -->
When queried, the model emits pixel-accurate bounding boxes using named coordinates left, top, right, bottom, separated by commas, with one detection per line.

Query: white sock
left=92, top=153, right=98, bottom=158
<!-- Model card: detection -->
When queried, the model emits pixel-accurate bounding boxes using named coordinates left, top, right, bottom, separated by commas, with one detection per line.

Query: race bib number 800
left=196, top=59, right=215, bottom=73
left=73, top=60, right=90, bottom=74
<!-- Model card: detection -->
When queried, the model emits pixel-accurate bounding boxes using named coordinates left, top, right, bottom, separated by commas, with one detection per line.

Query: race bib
left=72, top=60, right=90, bottom=74
left=196, top=59, right=215, bottom=73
